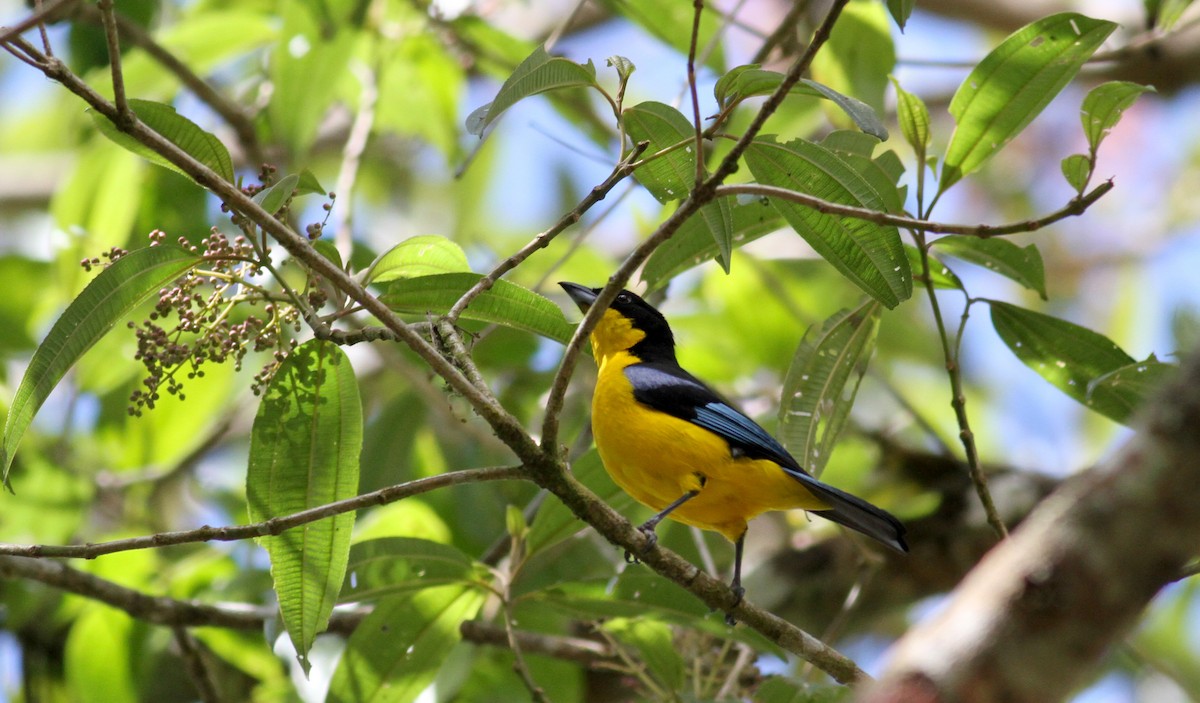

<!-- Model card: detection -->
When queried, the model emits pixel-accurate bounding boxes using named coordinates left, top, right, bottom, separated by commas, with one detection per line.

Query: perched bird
left=560, top=282, right=907, bottom=618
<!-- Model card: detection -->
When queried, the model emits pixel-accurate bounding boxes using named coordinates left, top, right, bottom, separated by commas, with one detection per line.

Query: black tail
left=804, top=479, right=908, bottom=553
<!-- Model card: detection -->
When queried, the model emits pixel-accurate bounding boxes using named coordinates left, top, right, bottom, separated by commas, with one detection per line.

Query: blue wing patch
left=625, top=362, right=803, bottom=472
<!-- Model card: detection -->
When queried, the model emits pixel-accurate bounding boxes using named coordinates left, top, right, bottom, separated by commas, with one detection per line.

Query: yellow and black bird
left=560, top=282, right=907, bottom=613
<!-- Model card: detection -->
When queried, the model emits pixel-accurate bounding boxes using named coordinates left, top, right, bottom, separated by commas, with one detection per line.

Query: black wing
left=623, top=361, right=909, bottom=553
left=623, top=362, right=801, bottom=471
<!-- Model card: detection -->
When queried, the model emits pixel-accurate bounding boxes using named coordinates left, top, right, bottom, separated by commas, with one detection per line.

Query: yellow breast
left=589, top=342, right=828, bottom=543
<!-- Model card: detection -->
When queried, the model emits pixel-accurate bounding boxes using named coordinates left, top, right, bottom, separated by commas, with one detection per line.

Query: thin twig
left=460, top=621, right=615, bottom=667
left=73, top=2, right=264, bottom=164
left=447, top=140, right=648, bottom=325
left=173, top=627, right=223, bottom=703
left=96, top=0, right=129, bottom=120
left=915, top=234, right=1008, bottom=539
left=501, top=543, right=551, bottom=702
left=716, top=181, right=1114, bottom=237
left=752, top=0, right=812, bottom=64
left=686, top=0, right=706, bottom=185
left=0, top=0, right=76, bottom=46
left=0, top=466, right=525, bottom=559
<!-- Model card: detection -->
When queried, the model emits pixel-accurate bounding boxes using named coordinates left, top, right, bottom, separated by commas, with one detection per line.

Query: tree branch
left=0, top=466, right=524, bottom=559
left=715, top=180, right=1113, bottom=237
left=859, top=348, right=1200, bottom=702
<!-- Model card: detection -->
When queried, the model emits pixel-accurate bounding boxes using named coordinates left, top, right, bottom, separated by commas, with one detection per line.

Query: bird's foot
left=624, top=523, right=659, bottom=564
left=724, top=584, right=745, bottom=627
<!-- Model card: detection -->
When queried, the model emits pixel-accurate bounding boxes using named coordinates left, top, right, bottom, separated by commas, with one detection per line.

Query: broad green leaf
left=1061, top=153, right=1092, bottom=193
left=642, top=197, right=782, bottom=290
left=623, top=101, right=697, bottom=202
left=327, top=585, right=486, bottom=703
left=989, top=301, right=1137, bottom=423
left=1, top=246, right=201, bottom=486
left=364, top=235, right=471, bottom=285
left=602, top=618, right=685, bottom=690
left=886, top=0, right=916, bottom=30
left=64, top=606, right=137, bottom=703
left=810, top=0, right=895, bottom=114
left=247, top=339, right=362, bottom=672
left=890, top=76, right=930, bottom=159
left=905, top=245, right=963, bottom=291
left=467, top=45, right=597, bottom=135
left=714, top=66, right=887, bottom=140
left=698, top=199, right=735, bottom=273
left=91, top=99, right=235, bottom=183
left=269, top=5, right=358, bottom=152
left=744, top=138, right=910, bottom=308
left=527, top=449, right=637, bottom=556
left=934, top=236, right=1047, bottom=299
left=1081, top=81, right=1154, bottom=155
left=940, top=13, right=1117, bottom=193
left=340, top=537, right=486, bottom=603
left=252, top=173, right=300, bottom=215
left=1086, top=360, right=1176, bottom=422
left=381, top=273, right=575, bottom=344
left=779, top=301, right=881, bottom=476
left=820, top=131, right=907, bottom=213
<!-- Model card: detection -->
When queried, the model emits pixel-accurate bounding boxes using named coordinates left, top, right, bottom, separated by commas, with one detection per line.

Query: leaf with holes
left=1086, top=359, right=1176, bottom=423
left=624, top=101, right=696, bottom=203
left=779, top=301, right=881, bottom=476
left=247, top=339, right=361, bottom=673
left=934, top=236, right=1047, bottom=299
left=940, top=13, right=1116, bottom=193
left=1080, top=81, right=1154, bottom=155
left=989, top=301, right=1137, bottom=423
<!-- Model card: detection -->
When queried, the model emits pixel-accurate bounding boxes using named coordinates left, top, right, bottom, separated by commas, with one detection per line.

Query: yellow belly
left=591, top=353, right=829, bottom=543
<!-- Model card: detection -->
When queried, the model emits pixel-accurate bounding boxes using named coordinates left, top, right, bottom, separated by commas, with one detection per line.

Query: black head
left=559, top=282, right=677, bottom=362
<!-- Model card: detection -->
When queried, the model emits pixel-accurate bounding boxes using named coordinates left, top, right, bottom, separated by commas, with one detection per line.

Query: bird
left=559, top=281, right=907, bottom=621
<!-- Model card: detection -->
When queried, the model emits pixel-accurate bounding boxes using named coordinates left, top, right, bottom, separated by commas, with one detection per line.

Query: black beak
left=559, top=281, right=599, bottom=313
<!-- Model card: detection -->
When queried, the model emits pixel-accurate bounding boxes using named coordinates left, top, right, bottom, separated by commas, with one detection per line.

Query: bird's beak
left=559, top=281, right=599, bottom=313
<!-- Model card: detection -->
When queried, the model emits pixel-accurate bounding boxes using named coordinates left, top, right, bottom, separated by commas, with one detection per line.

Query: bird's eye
left=616, top=293, right=630, bottom=303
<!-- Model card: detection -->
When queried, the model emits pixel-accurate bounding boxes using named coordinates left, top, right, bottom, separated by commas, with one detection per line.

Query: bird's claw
left=625, top=524, right=659, bottom=564
left=724, top=584, right=745, bottom=627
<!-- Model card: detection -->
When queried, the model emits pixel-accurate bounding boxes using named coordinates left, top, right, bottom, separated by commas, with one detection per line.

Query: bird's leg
left=624, top=489, right=700, bottom=564
left=725, top=532, right=747, bottom=626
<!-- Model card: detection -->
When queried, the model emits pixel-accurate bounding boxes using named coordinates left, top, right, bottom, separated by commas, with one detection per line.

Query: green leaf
left=989, top=301, right=1138, bottom=423
left=934, top=236, right=1047, bottom=299
left=820, top=131, right=907, bottom=213
left=697, top=199, right=735, bottom=273
left=598, top=0, right=724, bottom=71
left=467, top=45, right=598, bottom=136
left=744, top=138, right=910, bottom=308
left=714, top=66, right=887, bottom=140
left=363, top=235, right=471, bottom=285
left=252, top=173, right=300, bottom=215
left=247, top=339, right=362, bottom=672
left=1061, top=153, right=1092, bottom=193
left=91, top=99, right=235, bottom=183
left=642, top=197, right=782, bottom=290
left=602, top=618, right=685, bottom=689
left=380, top=273, right=575, bottom=344
left=340, top=538, right=485, bottom=603
left=905, top=245, right=963, bottom=291
left=607, top=54, right=636, bottom=84
left=327, top=585, right=486, bottom=703
left=779, top=301, right=881, bottom=476
left=296, top=169, right=327, bottom=196
left=1086, top=359, right=1176, bottom=421
left=940, top=13, right=1117, bottom=193
left=1081, top=81, right=1154, bottom=155
left=1145, top=0, right=1194, bottom=29
left=623, top=101, right=696, bottom=202
left=886, top=0, right=916, bottom=30
left=1, top=246, right=200, bottom=487
left=810, top=0, right=895, bottom=114
left=890, top=76, right=930, bottom=159
left=527, top=449, right=637, bottom=556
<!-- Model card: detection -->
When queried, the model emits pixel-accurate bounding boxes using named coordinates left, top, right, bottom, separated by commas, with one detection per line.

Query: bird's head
left=559, top=282, right=676, bottom=363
